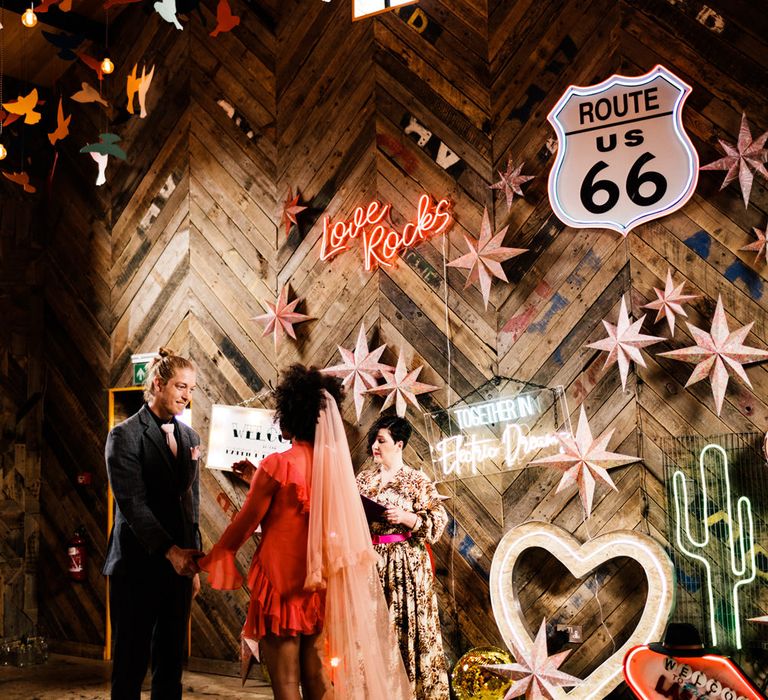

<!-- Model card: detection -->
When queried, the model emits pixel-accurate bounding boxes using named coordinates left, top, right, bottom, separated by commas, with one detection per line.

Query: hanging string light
left=100, top=8, right=114, bottom=75
left=21, top=3, right=37, bottom=28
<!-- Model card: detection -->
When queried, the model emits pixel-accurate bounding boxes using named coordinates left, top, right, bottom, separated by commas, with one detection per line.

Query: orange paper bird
left=1, top=108, right=21, bottom=127
left=71, top=82, right=110, bottom=108
left=126, top=64, right=155, bottom=118
left=48, top=98, right=72, bottom=146
left=210, top=0, right=240, bottom=37
left=77, top=52, right=104, bottom=81
left=2, top=171, right=37, bottom=193
left=36, top=0, right=60, bottom=12
left=3, top=89, right=42, bottom=125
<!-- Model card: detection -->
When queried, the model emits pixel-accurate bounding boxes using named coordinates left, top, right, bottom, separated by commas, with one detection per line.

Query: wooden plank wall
left=31, top=0, right=767, bottom=689
left=0, top=201, right=43, bottom=641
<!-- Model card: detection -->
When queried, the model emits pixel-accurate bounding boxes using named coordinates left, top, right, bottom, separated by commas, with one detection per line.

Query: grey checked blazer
left=103, top=404, right=201, bottom=576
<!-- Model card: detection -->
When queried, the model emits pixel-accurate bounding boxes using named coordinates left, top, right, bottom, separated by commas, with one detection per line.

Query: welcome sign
left=423, top=382, right=571, bottom=483
left=206, top=405, right=290, bottom=471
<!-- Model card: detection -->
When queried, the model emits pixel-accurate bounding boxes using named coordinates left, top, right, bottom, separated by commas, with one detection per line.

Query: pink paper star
left=657, top=295, right=768, bottom=416
left=700, top=112, right=768, bottom=208
left=641, top=268, right=701, bottom=337
left=740, top=222, right=768, bottom=266
left=483, top=619, right=581, bottom=700
left=253, top=287, right=313, bottom=350
left=530, top=405, right=640, bottom=517
left=490, top=158, right=535, bottom=211
left=586, top=295, right=664, bottom=391
left=282, top=188, right=307, bottom=236
left=321, top=323, right=394, bottom=421
left=447, top=207, right=528, bottom=309
left=365, top=348, right=438, bottom=417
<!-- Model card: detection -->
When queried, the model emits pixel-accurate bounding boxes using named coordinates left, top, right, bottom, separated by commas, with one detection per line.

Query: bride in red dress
left=200, top=365, right=410, bottom=700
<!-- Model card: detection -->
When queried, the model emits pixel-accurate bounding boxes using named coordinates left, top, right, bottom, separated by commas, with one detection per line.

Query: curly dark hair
left=366, top=415, right=412, bottom=451
left=273, top=364, right=344, bottom=442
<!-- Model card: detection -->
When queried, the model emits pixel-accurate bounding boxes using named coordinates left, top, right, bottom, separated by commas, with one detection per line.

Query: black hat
left=648, top=623, right=718, bottom=657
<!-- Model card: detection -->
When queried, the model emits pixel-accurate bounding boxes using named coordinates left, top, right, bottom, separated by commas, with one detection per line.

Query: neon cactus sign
left=320, top=194, right=452, bottom=270
left=671, top=443, right=756, bottom=650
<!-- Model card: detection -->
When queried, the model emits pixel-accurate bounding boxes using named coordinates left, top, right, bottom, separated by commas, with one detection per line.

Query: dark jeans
left=109, top=564, right=192, bottom=700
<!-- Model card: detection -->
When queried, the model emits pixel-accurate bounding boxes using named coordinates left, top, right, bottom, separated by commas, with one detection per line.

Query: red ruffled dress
left=200, top=441, right=324, bottom=640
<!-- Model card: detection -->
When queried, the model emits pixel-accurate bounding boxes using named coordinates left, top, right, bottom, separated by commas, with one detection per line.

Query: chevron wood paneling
left=16, top=0, right=765, bottom=690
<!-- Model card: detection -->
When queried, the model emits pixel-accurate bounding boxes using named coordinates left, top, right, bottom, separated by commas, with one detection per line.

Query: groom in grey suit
left=103, top=351, right=203, bottom=700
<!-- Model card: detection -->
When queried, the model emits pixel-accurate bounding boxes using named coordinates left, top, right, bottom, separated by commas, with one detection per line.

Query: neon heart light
left=490, top=522, right=675, bottom=699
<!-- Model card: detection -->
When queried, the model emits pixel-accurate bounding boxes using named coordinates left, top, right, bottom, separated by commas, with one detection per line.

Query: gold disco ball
left=451, top=646, right=514, bottom=700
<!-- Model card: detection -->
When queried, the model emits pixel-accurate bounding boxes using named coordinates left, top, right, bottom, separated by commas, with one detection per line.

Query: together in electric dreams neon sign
left=320, top=194, right=452, bottom=270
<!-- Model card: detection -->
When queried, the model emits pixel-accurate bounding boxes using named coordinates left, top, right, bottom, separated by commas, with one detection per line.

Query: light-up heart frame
left=490, top=522, right=675, bottom=699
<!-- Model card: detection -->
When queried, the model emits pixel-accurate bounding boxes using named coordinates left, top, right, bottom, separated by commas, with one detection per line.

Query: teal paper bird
left=154, top=0, right=183, bottom=30
left=80, top=133, right=127, bottom=186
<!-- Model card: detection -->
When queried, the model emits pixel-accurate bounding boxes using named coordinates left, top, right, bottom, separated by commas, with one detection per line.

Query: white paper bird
left=154, top=0, right=183, bottom=30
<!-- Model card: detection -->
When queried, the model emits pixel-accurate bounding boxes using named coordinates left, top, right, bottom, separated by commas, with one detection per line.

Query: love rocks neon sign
left=320, top=194, right=452, bottom=270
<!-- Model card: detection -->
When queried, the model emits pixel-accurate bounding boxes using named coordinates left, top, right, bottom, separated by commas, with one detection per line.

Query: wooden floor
left=0, top=654, right=274, bottom=699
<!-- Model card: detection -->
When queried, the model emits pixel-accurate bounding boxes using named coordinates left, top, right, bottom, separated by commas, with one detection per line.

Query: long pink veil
left=306, top=390, right=412, bottom=699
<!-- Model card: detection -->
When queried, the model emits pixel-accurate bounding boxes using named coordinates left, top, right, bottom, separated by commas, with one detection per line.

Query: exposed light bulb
left=0, top=143, right=7, bottom=161
left=101, top=57, right=115, bottom=75
left=21, top=7, right=38, bottom=28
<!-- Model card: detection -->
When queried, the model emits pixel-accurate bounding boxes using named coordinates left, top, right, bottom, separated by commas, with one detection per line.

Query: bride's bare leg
left=299, top=633, right=330, bottom=700
left=260, top=634, right=301, bottom=700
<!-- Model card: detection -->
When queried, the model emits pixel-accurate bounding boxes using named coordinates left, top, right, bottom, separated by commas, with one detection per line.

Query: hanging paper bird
left=76, top=52, right=104, bottom=81
left=80, top=133, right=127, bottom=186
left=71, top=82, right=110, bottom=109
left=154, top=0, right=183, bottom=30
left=2, top=90, right=42, bottom=125
left=1, top=108, right=21, bottom=128
left=210, top=0, right=240, bottom=36
left=126, top=64, right=155, bottom=119
left=2, top=171, right=37, bottom=193
left=41, top=30, right=84, bottom=61
left=48, top=98, right=72, bottom=146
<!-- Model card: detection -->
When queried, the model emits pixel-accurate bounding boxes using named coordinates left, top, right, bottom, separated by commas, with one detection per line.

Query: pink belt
left=371, top=532, right=412, bottom=545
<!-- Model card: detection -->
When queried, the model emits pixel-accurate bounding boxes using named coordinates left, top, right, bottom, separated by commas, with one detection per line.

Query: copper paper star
left=483, top=619, right=581, bottom=700
left=490, top=158, right=535, bottom=211
left=586, top=296, right=664, bottom=391
left=657, top=295, right=768, bottom=415
left=281, top=188, right=307, bottom=237
left=447, top=207, right=528, bottom=309
left=740, top=222, right=768, bottom=266
left=253, top=287, right=313, bottom=350
left=700, top=112, right=768, bottom=209
left=365, top=348, right=438, bottom=417
left=321, top=323, right=394, bottom=421
left=530, top=405, right=640, bottom=517
left=641, top=268, right=701, bottom=337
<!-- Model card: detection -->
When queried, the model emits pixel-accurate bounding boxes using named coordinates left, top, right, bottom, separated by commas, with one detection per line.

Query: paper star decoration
left=483, top=619, right=581, bottom=700
left=586, top=296, right=664, bottom=391
left=447, top=207, right=528, bottom=309
left=321, top=323, right=393, bottom=421
left=641, top=268, right=701, bottom=337
left=365, top=348, right=438, bottom=417
left=490, top=158, right=535, bottom=211
left=657, top=295, right=768, bottom=415
left=530, top=405, right=640, bottom=517
left=282, top=188, right=307, bottom=237
left=700, top=112, right=768, bottom=209
left=740, top=221, right=768, bottom=266
left=253, top=287, right=313, bottom=350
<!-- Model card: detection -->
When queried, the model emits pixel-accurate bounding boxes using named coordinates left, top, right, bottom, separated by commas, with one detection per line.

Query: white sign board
left=353, top=0, right=418, bottom=21
left=548, top=65, right=698, bottom=236
left=207, top=405, right=290, bottom=471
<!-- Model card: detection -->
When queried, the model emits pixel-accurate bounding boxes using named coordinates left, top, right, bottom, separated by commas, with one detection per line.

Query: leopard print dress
left=356, top=465, right=450, bottom=700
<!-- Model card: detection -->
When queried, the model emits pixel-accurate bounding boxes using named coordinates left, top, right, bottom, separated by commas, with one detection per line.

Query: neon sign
left=424, top=384, right=570, bottom=483
left=320, top=194, right=452, bottom=271
left=671, top=444, right=756, bottom=650
left=624, top=645, right=765, bottom=700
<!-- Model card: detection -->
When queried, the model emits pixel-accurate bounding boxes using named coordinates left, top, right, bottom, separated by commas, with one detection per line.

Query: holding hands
left=166, top=544, right=204, bottom=577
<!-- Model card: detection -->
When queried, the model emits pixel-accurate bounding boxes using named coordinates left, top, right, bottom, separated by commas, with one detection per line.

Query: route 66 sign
left=547, top=65, right=698, bottom=236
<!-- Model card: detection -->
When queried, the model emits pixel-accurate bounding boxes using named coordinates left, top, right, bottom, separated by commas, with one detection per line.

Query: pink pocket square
left=191, top=446, right=201, bottom=461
